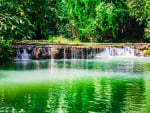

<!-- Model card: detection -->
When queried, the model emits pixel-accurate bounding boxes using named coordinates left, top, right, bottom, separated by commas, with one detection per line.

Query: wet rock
left=26, top=46, right=32, bottom=54
left=19, top=47, right=24, bottom=53
left=134, top=49, right=141, bottom=56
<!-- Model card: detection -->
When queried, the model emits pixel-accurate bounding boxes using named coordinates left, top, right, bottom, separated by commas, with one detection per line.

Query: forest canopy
left=0, top=0, right=150, bottom=42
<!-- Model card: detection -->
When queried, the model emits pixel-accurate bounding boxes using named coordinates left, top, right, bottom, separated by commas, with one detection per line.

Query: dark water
left=0, top=58, right=150, bottom=113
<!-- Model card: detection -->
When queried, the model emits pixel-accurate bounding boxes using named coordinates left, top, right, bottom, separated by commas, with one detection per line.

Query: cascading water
left=15, top=47, right=30, bottom=60
left=64, top=48, right=66, bottom=59
left=22, top=48, right=30, bottom=59
left=51, top=48, right=54, bottom=59
left=14, top=45, right=144, bottom=60
left=71, top=47, right=86, bottom=59
left=95, top=46, right=137, bottom=57
left=71, top=47, right=77, bottom=59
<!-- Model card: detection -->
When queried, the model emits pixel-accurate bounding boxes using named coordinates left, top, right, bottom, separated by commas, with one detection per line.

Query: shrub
left=48, top=36, right=81, bottom=44
left=0, top=40, right=14, bottom=64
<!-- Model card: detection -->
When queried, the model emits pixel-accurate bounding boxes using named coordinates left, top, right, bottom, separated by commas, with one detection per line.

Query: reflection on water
left=0, top=58, right=150, bottom=112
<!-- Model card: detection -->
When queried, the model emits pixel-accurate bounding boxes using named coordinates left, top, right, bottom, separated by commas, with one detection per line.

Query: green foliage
left=72, top=38, right=81, bottom=44
left=85, top=1, right=126, bottom=42
left=22, top=0, right=59, bottom=39
left=95, top=2, right=120, bottom=38
left=144, top=49, right=150, bottom=56
left=48, top=36, right=66, bottom=43
left=64, top=0, right=127, bottom=42
left=48, top=35, right=81, bottom=44
left=0, top=0, right=64, bottom=40
left=0, top=0, right=34, bottom=40
left=0, top=39, right=14, bottom=63
left=65, top=0, right=100, bottom=40
left=0, top=0, right=150, bottom=42
left=126, top=0, right=150, bottom=38
left=55, top=1, right=69, bottom=37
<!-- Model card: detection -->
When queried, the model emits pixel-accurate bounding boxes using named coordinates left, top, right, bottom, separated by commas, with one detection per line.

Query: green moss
left=144, top=48, right=150, bottom=56
left=146, top=49, right=150, bottom=55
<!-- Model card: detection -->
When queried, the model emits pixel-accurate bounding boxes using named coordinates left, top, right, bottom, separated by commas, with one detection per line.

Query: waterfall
left=81, top=48, right=84, bottom=59
left=92, top=48, right=97, bottom=57
left=74, top=47, right=77, bottom=59
left=71, top=47, right=85, bottom=59
left=15, top=48, right=21, bottom=59
left=64, top=48, right=66, bottom=59
left=14, top=45, right=144, bottom=60
left=51, top=48, right=54, bottom=59
left=22, top=48, right=30, bottom=59
left=15, top=47, right=30, bottom=60
left=71, top=47, right=77, bottom=59
left=95, top=46, right=136, bottom=57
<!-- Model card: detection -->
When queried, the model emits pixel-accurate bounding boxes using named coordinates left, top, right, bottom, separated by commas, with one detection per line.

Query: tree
left=65, top=0, right=100, bottom=41
left=0, top=0, right=34, bottom=41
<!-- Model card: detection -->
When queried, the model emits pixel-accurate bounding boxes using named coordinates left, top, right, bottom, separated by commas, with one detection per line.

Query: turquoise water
left=0, top=58, right=150, bottom=112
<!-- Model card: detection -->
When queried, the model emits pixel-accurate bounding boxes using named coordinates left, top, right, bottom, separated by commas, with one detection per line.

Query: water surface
left=0, top=58, right=150, bottom=112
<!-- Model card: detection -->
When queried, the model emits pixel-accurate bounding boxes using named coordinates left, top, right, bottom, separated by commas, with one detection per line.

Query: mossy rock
left=144, top=49, right=150, bottom=56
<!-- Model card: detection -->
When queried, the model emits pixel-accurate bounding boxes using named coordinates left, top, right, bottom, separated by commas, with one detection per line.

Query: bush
left=48, top=36, right=81, bottom=44
left=0, top=40, right=14, bottom=64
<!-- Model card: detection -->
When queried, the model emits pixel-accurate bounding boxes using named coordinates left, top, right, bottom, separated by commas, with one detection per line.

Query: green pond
left=0, top=58, right=150, bottom=113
